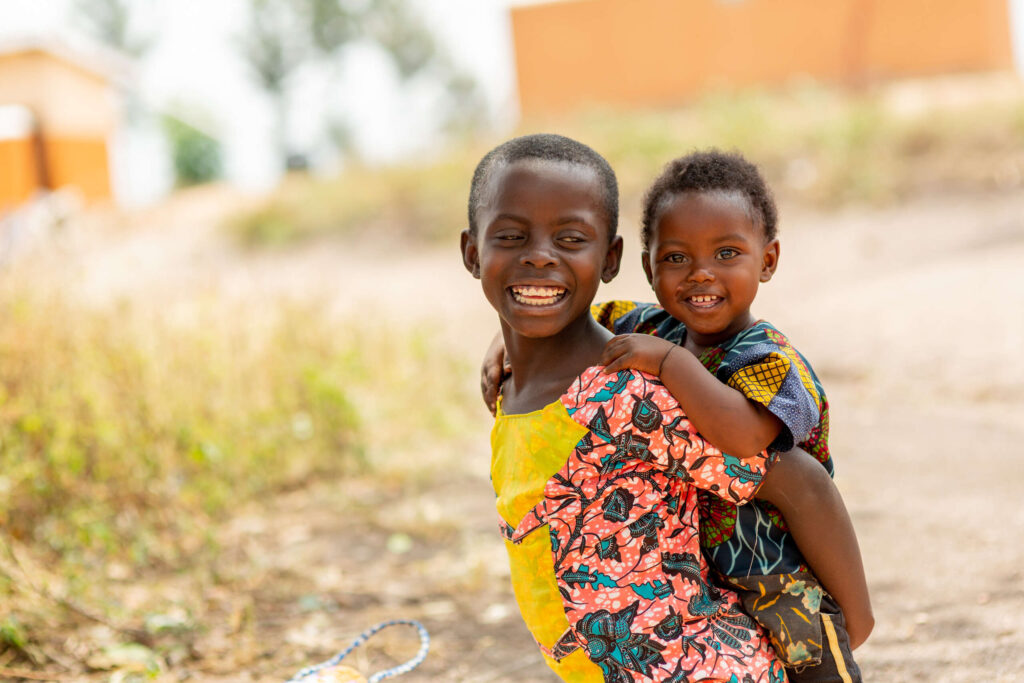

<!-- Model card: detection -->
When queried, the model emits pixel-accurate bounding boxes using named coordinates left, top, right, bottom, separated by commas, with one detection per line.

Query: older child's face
left=462, top=159, right=621, bottom=340
left=643, top=191, right=779, bottom=348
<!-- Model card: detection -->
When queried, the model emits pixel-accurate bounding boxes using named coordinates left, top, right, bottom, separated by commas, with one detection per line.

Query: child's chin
left=504, top=316, right=568, bottom=339
left=675, top=313, right=729, bottom=336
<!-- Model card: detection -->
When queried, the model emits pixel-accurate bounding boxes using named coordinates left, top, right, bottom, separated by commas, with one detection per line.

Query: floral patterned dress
left=492, top=367, right=787, bottom=682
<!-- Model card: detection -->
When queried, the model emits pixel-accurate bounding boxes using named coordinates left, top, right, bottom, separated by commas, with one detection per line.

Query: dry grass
left=0, top=278, right=476, bottom=669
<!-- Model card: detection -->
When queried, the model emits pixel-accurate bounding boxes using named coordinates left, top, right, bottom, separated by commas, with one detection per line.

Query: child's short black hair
left=468, top=133, right=619, bottom=239
left=641, top=149, right=777, bottom=249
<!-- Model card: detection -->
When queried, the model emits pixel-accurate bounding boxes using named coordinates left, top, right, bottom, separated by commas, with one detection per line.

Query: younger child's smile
left=686, top=294, right=723, bottom=308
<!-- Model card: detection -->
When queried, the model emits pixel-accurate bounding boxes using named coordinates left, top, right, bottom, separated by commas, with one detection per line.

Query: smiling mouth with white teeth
left=510, top=285, right=568, bottom=306
left=687, top=294, right=723, bottom=308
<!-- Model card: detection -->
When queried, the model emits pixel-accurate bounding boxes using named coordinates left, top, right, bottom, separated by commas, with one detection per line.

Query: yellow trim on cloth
left=492, top=399, right=603, bottom=681
left=821, top=613, right=853, bottom=683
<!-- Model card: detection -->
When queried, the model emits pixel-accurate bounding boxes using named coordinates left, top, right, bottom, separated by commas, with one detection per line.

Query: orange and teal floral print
left=492, top=367, right=786, bottom=682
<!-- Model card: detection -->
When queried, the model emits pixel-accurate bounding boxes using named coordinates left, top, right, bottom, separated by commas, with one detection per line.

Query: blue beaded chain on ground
left=286, top=620, right=430, bottom=683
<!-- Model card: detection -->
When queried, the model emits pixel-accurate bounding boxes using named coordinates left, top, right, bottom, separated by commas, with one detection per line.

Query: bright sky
left=0, top=0, right=524, bottom=202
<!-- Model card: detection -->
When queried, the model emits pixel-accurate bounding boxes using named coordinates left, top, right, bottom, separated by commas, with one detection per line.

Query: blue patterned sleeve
left=715, top=326, right=824, bottom=453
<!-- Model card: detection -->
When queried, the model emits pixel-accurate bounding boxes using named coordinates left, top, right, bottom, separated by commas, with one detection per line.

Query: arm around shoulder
left=656, top=345, right=783, bottom=458
left=755, top=448, right=874, bottom=649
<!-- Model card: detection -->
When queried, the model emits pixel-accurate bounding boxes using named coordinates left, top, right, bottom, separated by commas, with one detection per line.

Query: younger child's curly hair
left=641, top=149, right=777, bottom=250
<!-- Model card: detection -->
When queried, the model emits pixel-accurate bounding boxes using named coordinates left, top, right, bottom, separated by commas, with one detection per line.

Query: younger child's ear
left=641, top=251, right=654, bottom=286
left=601, top=235, right=624, bottom=283
left=460, top=229, right=480, bottom=279
left=760, top=238, right=780, bottom=282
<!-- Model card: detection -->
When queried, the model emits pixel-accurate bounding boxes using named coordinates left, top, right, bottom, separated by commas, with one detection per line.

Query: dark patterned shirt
left=593, top=301, right=832, bottom=577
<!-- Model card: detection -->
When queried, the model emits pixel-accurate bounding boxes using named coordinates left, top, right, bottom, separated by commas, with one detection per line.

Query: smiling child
left=597, top=150, right=872, bottom=681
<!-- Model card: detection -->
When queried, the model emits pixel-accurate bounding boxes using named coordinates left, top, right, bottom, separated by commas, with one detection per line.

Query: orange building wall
left=0, top=138, right=39, bottom=209
left=43, top=137, right=112, bottom=203
left=511, top=0, right=1015, bottom=115
left=0, top=137, right=109, bottom=210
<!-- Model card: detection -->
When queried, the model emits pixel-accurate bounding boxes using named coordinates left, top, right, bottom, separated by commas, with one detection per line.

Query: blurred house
left=0, top=37, right=131, bottom=211
left=512, top=0, right=1016, bottom=115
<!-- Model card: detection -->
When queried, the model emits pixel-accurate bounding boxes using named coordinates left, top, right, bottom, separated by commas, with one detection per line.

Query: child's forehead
left=490, top=157, right=600, bottom=192
left=482, top=158, right=607, bottom=217
left=657, top=190, right=763, bottom=237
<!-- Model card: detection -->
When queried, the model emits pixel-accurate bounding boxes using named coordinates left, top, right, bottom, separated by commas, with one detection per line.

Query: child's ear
left=760, top=238, right=780, bottom=282
left=460, top=229, right=480, bottom=278
left=601, top=235, right=624, bottom=283
left=641, top=251, right=654, bottom=285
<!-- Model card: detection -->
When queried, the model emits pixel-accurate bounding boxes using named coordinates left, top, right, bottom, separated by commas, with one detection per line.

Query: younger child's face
left=643, top=191, right=779, bottom=348
left=462, top=159, right=622, bottom=340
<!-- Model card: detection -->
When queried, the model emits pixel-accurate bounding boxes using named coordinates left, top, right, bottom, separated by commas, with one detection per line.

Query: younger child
left=597, top=150, right=872, bottom=681
left=463, top=134, right=862, bottom=682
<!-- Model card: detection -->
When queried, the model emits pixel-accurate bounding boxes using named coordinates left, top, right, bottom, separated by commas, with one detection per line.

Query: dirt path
left=23, top=187, right=1024, bottom=681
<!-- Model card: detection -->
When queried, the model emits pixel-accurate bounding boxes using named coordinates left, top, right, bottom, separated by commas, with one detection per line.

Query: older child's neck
left=500, top=315, right=612, bottom=414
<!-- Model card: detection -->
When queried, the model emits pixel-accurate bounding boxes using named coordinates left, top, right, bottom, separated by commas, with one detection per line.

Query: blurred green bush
left=162, top=114, right=224, bottom=188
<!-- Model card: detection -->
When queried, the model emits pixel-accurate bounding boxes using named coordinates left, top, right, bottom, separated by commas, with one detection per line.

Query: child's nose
left=688, top=265, right=715, bottom=283
left=520, top=244, right=558, bottom=268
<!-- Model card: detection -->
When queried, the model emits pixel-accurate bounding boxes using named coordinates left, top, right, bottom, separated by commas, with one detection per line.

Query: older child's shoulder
left=561, top=367, right=693, bottom=438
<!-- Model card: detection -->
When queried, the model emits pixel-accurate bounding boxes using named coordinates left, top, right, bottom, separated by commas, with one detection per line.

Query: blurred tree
left=161, top=115, right=223, bottom=188
left=238, top=0, right=486, bottom=170
left=302, top=0, right=358, bottom=54
left=440, top=65, right=489, bottom=138
left=237, top=0, right=310, bottom=166
left=72, top=0, right=151, bottom=57
left=359, top=0, right=436, bottom=80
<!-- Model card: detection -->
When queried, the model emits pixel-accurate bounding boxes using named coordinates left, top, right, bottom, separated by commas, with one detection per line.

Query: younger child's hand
left=480, top=332, right=510, bottom=416
left=600, top=334, right=677, bottom=376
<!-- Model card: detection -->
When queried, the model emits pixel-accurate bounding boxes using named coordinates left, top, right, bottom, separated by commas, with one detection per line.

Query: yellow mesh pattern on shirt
left=591, top=300, right=638, bottom=332
left=727, top=351, right=790, bottom=407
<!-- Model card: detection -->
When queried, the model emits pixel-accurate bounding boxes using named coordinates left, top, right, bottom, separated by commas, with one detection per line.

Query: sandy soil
left=11, top=184, right=1024, bottom=682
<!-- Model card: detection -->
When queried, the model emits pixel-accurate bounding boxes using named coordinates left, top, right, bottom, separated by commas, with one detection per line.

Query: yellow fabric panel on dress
left=491, top=400, right=587, bottom=526
left=505, top=533, right=601, bottom=681
left=492, top=401, right=602, bottom=681
left=727, top=351, right=790, bottom=408
left=546, top=649, right=601, bottom=681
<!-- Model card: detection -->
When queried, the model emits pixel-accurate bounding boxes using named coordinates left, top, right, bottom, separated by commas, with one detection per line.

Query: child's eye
left=663, top=253, right=686, bottom=264
left=558, top=235, right=585, bottom=245
left=717, top=248, right=739, bottom=260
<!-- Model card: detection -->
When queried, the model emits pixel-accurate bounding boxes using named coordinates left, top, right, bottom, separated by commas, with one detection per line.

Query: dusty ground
left=6, top=181, right=1024, bottom=682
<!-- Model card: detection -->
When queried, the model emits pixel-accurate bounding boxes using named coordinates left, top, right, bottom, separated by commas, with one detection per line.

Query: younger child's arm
left=755, top=447, right=874, bottom=650
left=601, top=334, right=782, bottom=458
left=480, top=331, right=509, bottom=416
